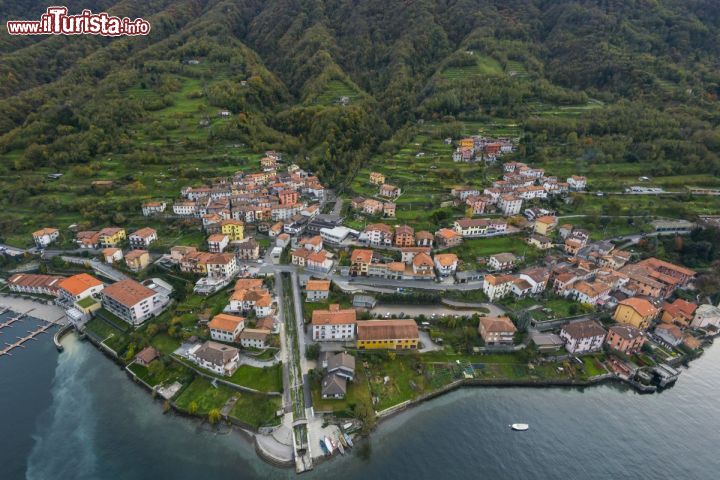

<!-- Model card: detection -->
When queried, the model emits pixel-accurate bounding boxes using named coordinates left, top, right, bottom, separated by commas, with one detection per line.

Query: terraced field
left=441, top=54, right=504, bottom=80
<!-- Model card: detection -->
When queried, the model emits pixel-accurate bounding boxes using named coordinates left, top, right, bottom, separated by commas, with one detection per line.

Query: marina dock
left=0, top=306, right=66, bottom=357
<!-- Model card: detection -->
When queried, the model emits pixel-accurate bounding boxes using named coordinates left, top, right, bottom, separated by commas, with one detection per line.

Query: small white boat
left=511, top=423, right=529, bottom=431
left=323, top=437, right=335, bottom=454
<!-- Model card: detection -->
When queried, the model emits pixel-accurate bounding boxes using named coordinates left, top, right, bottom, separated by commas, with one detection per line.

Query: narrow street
left=275, top=270, right=312, bottom=472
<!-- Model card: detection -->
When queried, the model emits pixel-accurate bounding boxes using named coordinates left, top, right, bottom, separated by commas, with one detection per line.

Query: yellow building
left=125, top=249, right=150, bottom=272
left=459, top=138, right=474, bottom=149
left=221, top=220, right=245, bottom=242
left=98, top=227, right=126, bottom=247
left=356, top=319, right=419, bottom=350
left=534, top=216, right=557, bottom=236
left=369, top=172, right=385, bottom=185
left=613, top=298, right=658, bottom=330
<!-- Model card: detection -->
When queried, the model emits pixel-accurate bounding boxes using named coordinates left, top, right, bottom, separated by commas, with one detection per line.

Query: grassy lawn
left=362, top=353, right=434, bottom=411
left=128, top=361, right=192, bottom=388
left=84, top=317, right=123, bottom=342
left=76, top=296, right=98, bottom=309
left=311, top=368, right=373, bottom=414
left=447, top=235, right=539, bottom=269
left=150, top=333, right=181, bottom=354
left=94, top=308, right=132, bottom=333
left=580, top=356, right=607, bottom=377
left=174, top=377, right=235, bottom=414
left=172, top=355, right=282, bottom=393
left=229, top=392, right=282, bottom=428
left=227, top=364, right=283, bottom=393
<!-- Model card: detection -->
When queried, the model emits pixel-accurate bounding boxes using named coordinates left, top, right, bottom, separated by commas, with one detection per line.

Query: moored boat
left=323, top=437, right=335, bottom=454
left=319, top=440, right=330, bottom=456
left=337, top=439, right=345, bottom=455
left=343, top=432, right=354, bottom=448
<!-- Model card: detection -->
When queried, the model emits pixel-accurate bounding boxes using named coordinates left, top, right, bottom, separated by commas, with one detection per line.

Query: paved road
left=0, top=244, right=26, bottom=257
left=330, top=197, right=343, bottom=216
left=274, top=276, right=292, bottom=412
left=289, top=271, right=310, bottom=376
left=61, top=256, right=129, bottom=282
left=330, top=274, right=484, bottom=292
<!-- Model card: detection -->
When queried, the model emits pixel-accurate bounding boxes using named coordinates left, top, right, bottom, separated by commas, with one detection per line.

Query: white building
left=434, top=254, right=458, bottom=277
left=517, top=267, right=550, bottom=295
left=559, top=320, right=606, bottom=354
left=567, top=175, right=587, bottom=191
left=690, top=304, right=720, bottom=329
left=498, top=195, right=522, bottom=216
left=32, top=228, right=59, bottom=248
left=188, top=341, right=240, bottom=376
left=101, top=279, right=168, bottom=326
left=205, top=253, right=239, bottom=278
left=142, top=201, right=166, bottom=216
left=320, top=226, right=356, bottom=245
left=173, top=201, right=198, bottom=216
left=482, top=274, right=515, bottom=301
left=129, top=227, right=158, bottom=248
left=208, top=313, right=245, bottom=343
left=240, top=329, right=269, bottom=349
left=207, top=234, right=229, bottom=253
left=57, top=273, right=104, bottom=304
left=488, top=253, right=517, bottom=271
left=312, top=305, right=357, bottom=341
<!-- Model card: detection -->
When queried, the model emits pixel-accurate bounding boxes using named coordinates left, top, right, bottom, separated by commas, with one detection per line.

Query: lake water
left=2, top=316, right=719, bottom=480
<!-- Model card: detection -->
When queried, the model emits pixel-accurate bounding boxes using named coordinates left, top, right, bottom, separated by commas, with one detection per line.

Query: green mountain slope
left=0, top=0, right=720, bottom=243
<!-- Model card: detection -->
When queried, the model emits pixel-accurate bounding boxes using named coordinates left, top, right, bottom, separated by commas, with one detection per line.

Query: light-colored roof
left=102, top=279, right=155, bottom=307
left=312, top=304, right=357, bottom=326
left=58, top=273, right=103, bottom=296
left=130, top=227, right=156, bottom=238
left=561, top=320, right=606, bottom=339
left=208, top=313, right=244, bottom=332
left=412, top=252, right=433, bottom=267
left=436, top=228, right=459, bottom=239
left=434, top=253, right=458, bottom=267
left=356, top=319, right=419, bottom=341
left=240, top=328, right=269, bottom=341
left=608, top=324, right=643, bottom=341
left=619, top=297, right=658, bottom=317
left=536, top=215, right=557, bottom=225
left=307, top=280, right=331, bottom=292
left=8, top=273, right=64, bottom=290
left=125, top=249, right=149, bottom=261
left=32, top=227, right=58, bottom=237
left=484, top=274, right=515, bottom=286
left=234, top=279, right=264, bottom=290
left=479, top=316, right=517, bottom=333
left=351, top=249, right=373, bottom=264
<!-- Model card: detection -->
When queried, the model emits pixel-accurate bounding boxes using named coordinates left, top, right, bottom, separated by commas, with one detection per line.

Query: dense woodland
left=1, top=1, right=720, bottom=200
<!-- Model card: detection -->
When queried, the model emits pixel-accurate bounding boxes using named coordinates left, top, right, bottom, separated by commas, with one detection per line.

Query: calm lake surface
left=2, top=316, right=719, bottom=480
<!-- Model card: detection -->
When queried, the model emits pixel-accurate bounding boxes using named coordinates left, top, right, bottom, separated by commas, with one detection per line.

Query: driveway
left=419, top=331, right=442, bottom=352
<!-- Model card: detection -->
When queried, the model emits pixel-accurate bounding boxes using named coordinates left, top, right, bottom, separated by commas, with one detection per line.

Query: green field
left=227, top=364, right=283, bottom=393
left=446, top=235, right=541, bottom=269
left=174, top=377, right=235, bottom=414
left=441, top=55, right=504, bottom=80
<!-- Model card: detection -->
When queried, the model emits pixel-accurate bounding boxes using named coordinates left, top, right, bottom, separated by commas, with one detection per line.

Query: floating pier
left=0, top=322, right=55, bottom=356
